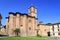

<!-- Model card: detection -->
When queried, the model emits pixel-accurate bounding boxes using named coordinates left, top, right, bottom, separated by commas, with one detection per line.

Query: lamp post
left=0, top=14, right=2, bottom=34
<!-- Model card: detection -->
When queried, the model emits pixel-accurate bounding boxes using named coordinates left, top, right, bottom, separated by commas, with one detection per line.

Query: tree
left=14, top=28, right=20, bottom=36
left=39, top=21, right=43, bottom=24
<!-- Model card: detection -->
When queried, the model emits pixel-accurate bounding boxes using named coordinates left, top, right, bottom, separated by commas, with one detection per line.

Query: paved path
left=54, top=37, right=60, bottom=40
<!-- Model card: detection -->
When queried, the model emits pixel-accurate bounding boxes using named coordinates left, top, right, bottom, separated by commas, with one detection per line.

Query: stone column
left=16, top=13, right=20, bottom=28
left=20, top=15, right=27, bottom=36
left=9, top=14, right=14, bottom=36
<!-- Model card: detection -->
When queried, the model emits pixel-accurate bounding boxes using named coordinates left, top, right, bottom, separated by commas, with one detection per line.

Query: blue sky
left=0, top=0, right=60, bottom=25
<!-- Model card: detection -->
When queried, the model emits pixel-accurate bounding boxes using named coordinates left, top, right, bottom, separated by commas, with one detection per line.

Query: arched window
left=29, top=27, right=31, bottom=30
left=21, top=25, right=23, bottom=27
left=29, top=20, right=31, bottom=22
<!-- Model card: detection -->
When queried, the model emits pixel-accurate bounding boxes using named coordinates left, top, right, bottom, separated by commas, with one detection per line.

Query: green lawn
left=0, top=36, right=54, bottom=40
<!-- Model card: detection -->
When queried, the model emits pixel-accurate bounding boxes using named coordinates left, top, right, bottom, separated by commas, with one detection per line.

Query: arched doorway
left=47, top=32, right=50, bottom=36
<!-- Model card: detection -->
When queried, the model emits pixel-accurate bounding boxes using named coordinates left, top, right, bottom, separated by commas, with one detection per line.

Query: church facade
left=6, top=6, right=37, bottom=36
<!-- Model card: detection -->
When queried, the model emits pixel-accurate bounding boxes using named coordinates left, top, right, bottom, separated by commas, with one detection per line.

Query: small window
left=29, top=27, right=31, bottom=30
left=52, top=26, right=54, bottom=31
left=58, top=29, right=59, bottom=31
left=58, top=25, right=59, bottom=28
left=29, top=20, right=31, bottom=22
left=58, top=32, right=60, bottom=35
left=44, top=29, right=46, bottom=31
left=21, top=25, right=23, bottom=27
left=53, top=33, right=55, bottom=35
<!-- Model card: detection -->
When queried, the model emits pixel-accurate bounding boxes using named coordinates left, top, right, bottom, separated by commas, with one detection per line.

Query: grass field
left=0, top=36, right=54, bottom=40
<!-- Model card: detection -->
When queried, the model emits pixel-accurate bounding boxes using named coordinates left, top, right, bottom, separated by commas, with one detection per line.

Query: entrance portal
left=47, top=32, right=50, bottom=36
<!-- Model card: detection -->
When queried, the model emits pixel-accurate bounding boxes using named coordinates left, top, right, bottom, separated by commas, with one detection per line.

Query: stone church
left=1, top=6, right=60, bottom=37
left=6, top=6, right=38, bottom=36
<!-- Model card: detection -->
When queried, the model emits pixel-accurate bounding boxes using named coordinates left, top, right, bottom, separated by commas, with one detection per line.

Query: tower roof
left=28, top=5, right=36, bottom=9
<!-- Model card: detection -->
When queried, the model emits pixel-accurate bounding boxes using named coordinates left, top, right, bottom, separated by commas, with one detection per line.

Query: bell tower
left=28, top=6, right=37, bottom=18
